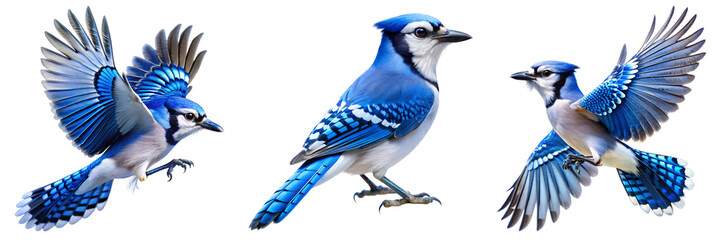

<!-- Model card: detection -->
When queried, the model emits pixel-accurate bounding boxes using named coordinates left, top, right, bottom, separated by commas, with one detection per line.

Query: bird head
left=511, top=61, right=583, bottom=107
left=374, top=14, right=471, bottom=81
left=155, top=97, right=223, bottom=144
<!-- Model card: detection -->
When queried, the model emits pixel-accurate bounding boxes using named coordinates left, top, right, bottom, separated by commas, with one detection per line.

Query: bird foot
left=562, top=154, right=599, bottom=174
left=353, top=185, right=396, bottom=202
left=146, top=159, right=194, bottom=182
left=378, top=193, right=442, bottom=212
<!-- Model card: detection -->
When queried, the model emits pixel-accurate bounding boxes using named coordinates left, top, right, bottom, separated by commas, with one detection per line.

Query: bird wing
left=41, top=8, right=154, bottom=156
left=126, top=25, right=206, bottom=101
left=576, top=7, right=705, bottom=141
left=499, top=130, right=598, bottom=231
left=290, top=87, right=435, bottom=164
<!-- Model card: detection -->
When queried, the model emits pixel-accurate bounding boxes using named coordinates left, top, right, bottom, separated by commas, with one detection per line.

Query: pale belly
left=546, top=99, right=638, bottom=172
left=317, top=87, right=440, bottom=184
left=77, top=126, right=175, bottom=194
left=345, top=105, right=437, bottom=178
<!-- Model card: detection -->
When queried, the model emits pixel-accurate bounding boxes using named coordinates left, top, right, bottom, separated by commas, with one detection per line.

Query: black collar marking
left=385, top=32, right=439, bottom=90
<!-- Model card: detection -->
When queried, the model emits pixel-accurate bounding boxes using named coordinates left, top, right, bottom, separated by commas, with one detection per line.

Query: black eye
left=414, top=27, right=428, bottom=38
left=184, top=113, right=195, bottom=121
left=542, top=70, right=553, bottom=77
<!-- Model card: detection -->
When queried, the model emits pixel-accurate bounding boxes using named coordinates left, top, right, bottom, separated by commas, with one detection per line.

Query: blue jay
left=501, top=7, right=703, bottom=230
left=15, top=8, right=222, bottom=231
left=250, top=14, right=471, bottom=229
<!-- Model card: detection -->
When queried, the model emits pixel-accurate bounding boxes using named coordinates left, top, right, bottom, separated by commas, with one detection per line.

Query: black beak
left=511, top=71, right=536, bottom=81
left=198, top=118, right=224, bottom=132
left=433, top=29, right=472, bottom=43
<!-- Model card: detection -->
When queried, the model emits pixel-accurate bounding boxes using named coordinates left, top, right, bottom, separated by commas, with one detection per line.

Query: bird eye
left=184, top=113, right=195, bottom=121
left=541, top=70, right=553, bottom=77
left=414, top=27, right=428, bottom=38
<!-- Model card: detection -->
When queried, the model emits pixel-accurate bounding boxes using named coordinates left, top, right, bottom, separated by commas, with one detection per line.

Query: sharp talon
left=433, top=197, right=442, bottom=206
left=353, top=193, right=359, bottom=203
left=415, top=192, right=430, bottom=198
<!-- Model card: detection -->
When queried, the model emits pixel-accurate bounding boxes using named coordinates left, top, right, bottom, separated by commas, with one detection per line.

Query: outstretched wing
left=41, top=8, right=154, bottom=156
left=290, top=86, right=435, bottom=164
left=499, top=130, right=598, bottom=231
left=577, top=7, right=705, bottom=141
left=126, top=25, right=206, bottom=101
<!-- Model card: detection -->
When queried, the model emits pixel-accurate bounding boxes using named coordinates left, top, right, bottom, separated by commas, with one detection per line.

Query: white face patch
left=400, top=21, right=449, bottom=81
left=527, top=66, right=559, bottom=103
left=172, top=108, right=202, bottom=141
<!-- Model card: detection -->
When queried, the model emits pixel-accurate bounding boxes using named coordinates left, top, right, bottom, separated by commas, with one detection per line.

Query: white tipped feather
left=685, top=168, right=694, bottom=177
left=56, top=220, right=69, bottom=228
left=25, top=219, right=37, bottom=229
left=16, top=198, right=31, bottom=208
left=15, top=205, right=30, bottom=216
left=69, top=215, right=82, bottom=224
left=651, top=207, right=663, bottom=216
left=22, top=191, right=33, bottom=199
left=676, top=158, right=688, bottom=166
left=43, top=222, right=56, bottom=231
left=663, top=206, right=674, bottom=215
left=18, top=213, right=32, bottom=224
left=673, top=197, right=685, bottom=208
left=628, top=196, right=639, bottom=205
left=83, top=208, right=96, bottom=218
left=97, top=201, right=108, bottom=211
left=685, top=178, right=695, bottom=189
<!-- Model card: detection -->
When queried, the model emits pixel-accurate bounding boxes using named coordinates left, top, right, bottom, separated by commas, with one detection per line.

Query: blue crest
left=532, top=61, right=579, bottom=73
left=374, top=13, right=442, bottom=32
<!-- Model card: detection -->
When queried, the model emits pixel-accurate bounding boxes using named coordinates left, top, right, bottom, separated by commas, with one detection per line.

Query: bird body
left=547, top=99, right=638, bottom=173
left=502, top=7, right=702, bottom=230
left=251, top=13, right=470, bottom=229
left=15, top=8, right=222, bottom=231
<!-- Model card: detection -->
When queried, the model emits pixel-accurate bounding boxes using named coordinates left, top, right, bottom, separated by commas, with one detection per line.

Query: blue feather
left=578, top=8, right=703, bottom=141
left=15, top=159, right=113, bottom=230
left=374, top=13, right=442, bottom=32
left=500, top=130, right=597, bottom=231
left=250, top=154, right=340, bottom=229
left=618, top=146, right=692, bottom=215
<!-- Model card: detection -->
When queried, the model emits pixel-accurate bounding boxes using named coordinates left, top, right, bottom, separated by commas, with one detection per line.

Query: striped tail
left=250, top=154, right=340, bottom=230
left=15, top=160, right=113, bottom=231
left=618, top=148, right=693, bottom=216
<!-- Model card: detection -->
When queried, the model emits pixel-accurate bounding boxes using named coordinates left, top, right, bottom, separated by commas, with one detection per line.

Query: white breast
left=342, top=84, right=439, bottom=179
left=546, top=99, right=638, bottom=172
left=76, top=123, right=174, bottom=194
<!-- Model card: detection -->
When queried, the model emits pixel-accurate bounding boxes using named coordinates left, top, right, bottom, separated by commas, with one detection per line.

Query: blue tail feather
left=250, top=154, right=340, bottom=230
left=16, top=160, right=113, bottom=231
left=618, top=148, right=692, bottom=216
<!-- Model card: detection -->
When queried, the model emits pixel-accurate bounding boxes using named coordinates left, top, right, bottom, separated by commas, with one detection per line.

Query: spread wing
left=126, top=25, right=206, bottom=101
left=576, top=7, right=705, bottom=141
left=499, top=130, right=598, bottom=231
left=41, top=8, right=154, bottom=156
left=290, top=87, right=434, bottom=164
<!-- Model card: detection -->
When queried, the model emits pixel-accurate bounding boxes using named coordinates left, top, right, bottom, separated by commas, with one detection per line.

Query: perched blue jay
left=501, top=7, right=703, bottom=230
left=250, top=14, right=471, bottom=229
left=15, top=8, right=222, bottom=231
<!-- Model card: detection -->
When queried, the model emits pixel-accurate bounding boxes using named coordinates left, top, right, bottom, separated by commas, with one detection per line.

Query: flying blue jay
left=501, top=7, right=703, bottom=230
left=250, top=14, right=471, bottom=229
left=15, top=8, right=223, bottom=231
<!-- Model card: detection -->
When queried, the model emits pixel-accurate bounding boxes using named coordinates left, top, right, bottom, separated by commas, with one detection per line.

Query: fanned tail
left=15, top=160, right=113, bottom=231
left=618, top=147, right=693, bottom=215
left=250, top=154, right=340, bottom=230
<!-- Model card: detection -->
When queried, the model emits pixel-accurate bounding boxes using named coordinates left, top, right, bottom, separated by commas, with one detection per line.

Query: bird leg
left=353, top=174, right=396, bottom=202
left=562, top=154, right=600, bottom=174
left=146, top=159, right=194, bottom=182
left=376, top=176, right=441, bottom=211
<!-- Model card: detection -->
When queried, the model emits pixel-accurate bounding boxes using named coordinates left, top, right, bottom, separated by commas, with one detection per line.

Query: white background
left=1, top=0, right=718, bottom=239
